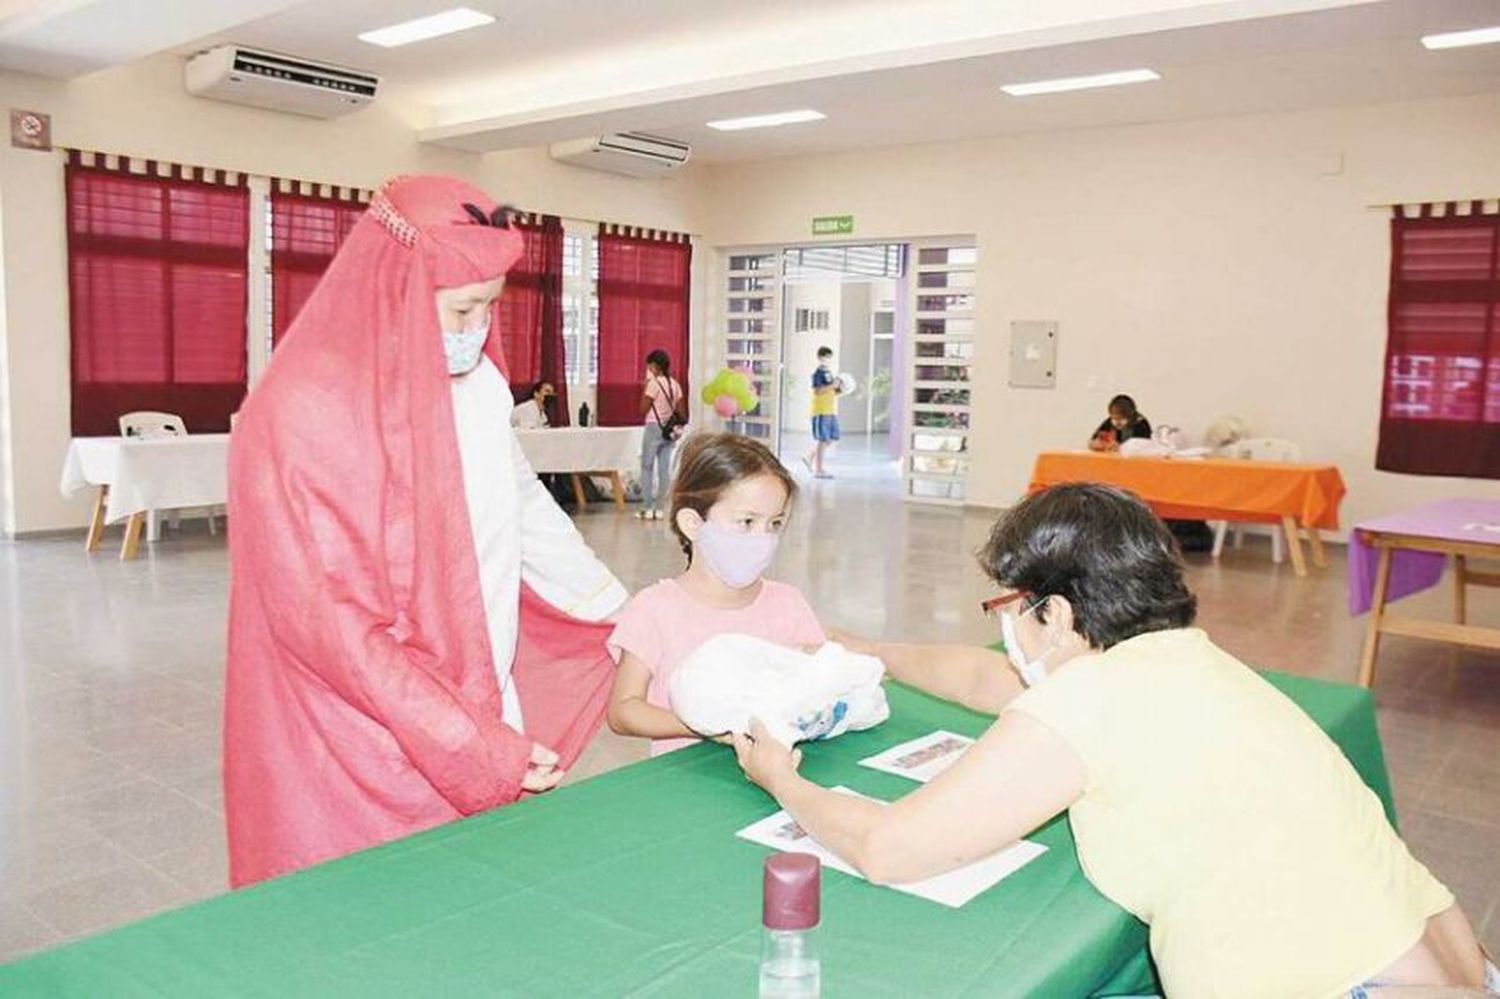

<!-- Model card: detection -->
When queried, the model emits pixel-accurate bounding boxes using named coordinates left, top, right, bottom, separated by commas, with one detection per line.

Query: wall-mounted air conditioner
left=185, top=45, right=379, bottom=119
left=549, top=133, right=691, bottom=179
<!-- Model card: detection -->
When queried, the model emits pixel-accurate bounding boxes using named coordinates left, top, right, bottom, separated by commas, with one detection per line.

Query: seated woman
left=1089, top=393, right=1151, bottom=451
left=734, top=483, right=1493, bottom=997
left=511, top=380, right=556, bottom=430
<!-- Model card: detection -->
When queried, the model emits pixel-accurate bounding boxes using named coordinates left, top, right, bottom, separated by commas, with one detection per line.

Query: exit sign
left=811, top=215, right=854, bottom=236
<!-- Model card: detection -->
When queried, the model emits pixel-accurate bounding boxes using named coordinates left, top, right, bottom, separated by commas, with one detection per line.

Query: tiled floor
left=3, top=452, right=1499, bottom=964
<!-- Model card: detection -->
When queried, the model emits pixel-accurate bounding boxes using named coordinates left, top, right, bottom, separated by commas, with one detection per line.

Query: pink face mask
left=696, top=519, right=781, bottom=589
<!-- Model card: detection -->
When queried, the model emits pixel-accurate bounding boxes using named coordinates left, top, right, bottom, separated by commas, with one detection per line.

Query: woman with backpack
left=638, top=349, right=687, bottom=520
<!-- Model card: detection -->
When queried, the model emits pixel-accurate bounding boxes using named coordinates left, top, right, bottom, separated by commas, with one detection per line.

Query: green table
left=0, top=671, right=1392, bottom=998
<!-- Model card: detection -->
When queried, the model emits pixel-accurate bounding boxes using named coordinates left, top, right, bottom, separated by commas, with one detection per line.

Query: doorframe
left=710, top=236, right=976, bottom=504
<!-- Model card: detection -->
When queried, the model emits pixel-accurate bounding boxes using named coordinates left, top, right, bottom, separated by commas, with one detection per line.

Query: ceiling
left=3, top=0, right=1499, bottom=164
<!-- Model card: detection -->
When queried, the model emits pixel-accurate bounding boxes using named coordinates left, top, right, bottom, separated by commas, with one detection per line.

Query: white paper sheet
left=735, top=787, right=1046, bottom=908
left=857, top=730, right=975, bottom=783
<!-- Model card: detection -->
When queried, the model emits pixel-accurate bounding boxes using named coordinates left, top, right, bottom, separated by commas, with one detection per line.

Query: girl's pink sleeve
left=607, top=591, right=665, bottom=675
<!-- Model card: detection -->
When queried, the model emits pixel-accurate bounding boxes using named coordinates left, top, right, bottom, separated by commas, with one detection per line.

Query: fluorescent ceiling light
left=359, top=7, right=495, bottom=48
left=706, top=109, right=826, bottom=131
left=1001, top=68, right=1161, bottom=97
left=1421, top=25, right=1500, bottom=49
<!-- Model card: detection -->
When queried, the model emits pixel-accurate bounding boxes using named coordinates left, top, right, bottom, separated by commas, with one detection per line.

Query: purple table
left=1352, top=499, right=1500, bottom=686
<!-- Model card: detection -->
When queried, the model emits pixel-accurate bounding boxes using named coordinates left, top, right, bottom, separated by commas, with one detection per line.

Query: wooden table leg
left=85, top=486, right=108, bottom=553
left=609, top=472, right=627, bottom=510
left=1280, top=515, right=1308, bottom=578
left=570, top=473, right=588, bottom=509
left=1455, top=553, right=1468, bottom=625
left=120, top=512, right=145, bottom=560
left=1358, top=545, right=1394, bottom=687
left=1306, top=527, right=1327, bottom=569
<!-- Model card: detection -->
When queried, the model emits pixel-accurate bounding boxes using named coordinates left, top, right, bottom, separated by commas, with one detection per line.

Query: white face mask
left=443, top=313, right=491, bottom=376
left=696, top=519, right=780, bottom=590
left=1000, top=599, right=1052, bottom=687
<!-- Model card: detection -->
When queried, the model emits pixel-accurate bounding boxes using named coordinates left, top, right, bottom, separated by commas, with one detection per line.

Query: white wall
left=695, top=93, right=1500, bottom=533
left=0, top=55, right=701, bottom=533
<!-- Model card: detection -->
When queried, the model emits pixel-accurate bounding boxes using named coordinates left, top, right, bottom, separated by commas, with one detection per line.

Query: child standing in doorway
left=803, top=346, right=842, bottom=479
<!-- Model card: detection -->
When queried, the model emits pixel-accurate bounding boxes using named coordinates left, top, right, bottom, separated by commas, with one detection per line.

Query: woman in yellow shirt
left=734, top=482, right=1492, bottom=997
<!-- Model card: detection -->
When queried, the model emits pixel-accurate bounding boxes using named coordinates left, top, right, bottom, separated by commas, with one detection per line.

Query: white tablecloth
left=514, top=427, right=643, bottom=474
left=61, top=435, right=231, bottom=524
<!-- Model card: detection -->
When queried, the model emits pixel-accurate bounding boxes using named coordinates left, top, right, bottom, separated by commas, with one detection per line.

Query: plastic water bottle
left=759, top=853, right=821, bottom=998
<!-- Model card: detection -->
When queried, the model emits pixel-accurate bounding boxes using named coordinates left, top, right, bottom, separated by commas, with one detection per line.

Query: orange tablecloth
left=1030, top=451, right=1347, bottom=529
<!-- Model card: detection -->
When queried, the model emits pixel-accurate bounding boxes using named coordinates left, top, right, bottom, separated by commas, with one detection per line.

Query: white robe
left=449, top=357, right=627, bottom=734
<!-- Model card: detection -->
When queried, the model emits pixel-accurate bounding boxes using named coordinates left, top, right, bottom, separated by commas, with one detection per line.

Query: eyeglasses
left=980, top=590, right=1032, bottom=618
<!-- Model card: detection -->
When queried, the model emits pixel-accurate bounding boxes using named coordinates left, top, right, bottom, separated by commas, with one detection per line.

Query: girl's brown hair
left=669, top=432, right=798, bottom=560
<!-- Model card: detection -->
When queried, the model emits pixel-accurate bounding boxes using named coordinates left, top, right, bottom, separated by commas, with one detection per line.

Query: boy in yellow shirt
left=802, top=346, right=842, bottom=479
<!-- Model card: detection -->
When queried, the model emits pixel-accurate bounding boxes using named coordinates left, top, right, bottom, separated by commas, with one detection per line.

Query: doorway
left=778, top=244, right=904, bottom=487
left=719, top=238, right=976, bottom=503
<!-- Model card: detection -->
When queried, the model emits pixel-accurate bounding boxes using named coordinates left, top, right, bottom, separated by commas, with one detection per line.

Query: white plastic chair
left=117, top=411, right=217, bottom=539
left=119, top=411, right=186, bottom=438
left=1212, top=437, right=1301, bottom=563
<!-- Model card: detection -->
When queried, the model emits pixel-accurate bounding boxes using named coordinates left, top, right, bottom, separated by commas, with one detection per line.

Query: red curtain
left=1377, top=203, right=1500, bottom=477
left=67, top=152, right=249, bottom=436
left=270, top=184, right=367, bottom=345
left=497, top=214, right=569, bottom=425
left=596, top=226, right=692, bottom=426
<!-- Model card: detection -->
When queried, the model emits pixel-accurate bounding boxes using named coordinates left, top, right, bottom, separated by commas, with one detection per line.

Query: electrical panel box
left=1009, top=320, right=1058, bottom=388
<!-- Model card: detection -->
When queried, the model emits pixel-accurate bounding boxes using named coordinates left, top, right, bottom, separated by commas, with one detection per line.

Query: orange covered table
left=1030, top=451, right=1347, bottom=577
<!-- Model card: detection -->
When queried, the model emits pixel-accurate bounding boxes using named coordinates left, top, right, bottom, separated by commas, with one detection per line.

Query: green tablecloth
left=0, top=670, right=1391, bottom=998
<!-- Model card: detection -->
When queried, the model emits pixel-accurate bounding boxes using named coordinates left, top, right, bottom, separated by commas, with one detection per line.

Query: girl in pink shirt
left=608, top=433, right=826, bottom=754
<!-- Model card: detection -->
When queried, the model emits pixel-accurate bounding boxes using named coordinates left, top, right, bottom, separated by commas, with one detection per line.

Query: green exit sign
left=811, top=215, right=855, bottom=236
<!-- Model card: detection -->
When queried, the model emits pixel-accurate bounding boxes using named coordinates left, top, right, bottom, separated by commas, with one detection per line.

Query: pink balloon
left=713, top=393, right=740, bottom=418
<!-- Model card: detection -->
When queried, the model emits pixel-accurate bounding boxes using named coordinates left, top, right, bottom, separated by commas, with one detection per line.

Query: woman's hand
left=521, top=741, right=565, bottom=792
left=732, top=719, right=803, bottom=797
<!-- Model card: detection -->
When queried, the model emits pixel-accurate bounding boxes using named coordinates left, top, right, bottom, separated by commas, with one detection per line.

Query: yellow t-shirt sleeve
left=1001, top=655, right=1118, bottom=789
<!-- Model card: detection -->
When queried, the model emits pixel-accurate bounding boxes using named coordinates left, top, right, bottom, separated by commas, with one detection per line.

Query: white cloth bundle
left=1120, top=424, right=1211, bottom=460
left=669, top=634, right=890, bottom=746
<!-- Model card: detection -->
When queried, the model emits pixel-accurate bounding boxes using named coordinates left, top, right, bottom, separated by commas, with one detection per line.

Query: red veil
left=224, top=176, right=615, bottom=886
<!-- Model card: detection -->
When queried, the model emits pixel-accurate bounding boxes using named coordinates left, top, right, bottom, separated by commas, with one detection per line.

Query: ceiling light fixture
left=1000, top=68, right=1161, bottom=97
left=358, top=7, right=495, bottom=48
left=1421, top=25, right=1500, bottom=49
left=706, top=109, right=826, bottom=131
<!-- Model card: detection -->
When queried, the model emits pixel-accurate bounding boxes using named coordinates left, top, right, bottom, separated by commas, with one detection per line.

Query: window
left=561, top=227, right=600, bottom=386
left=596, top=227, right=692, bottom=425
left=1377, top=205, right=1500, bottom=477
left=268, top=186, right=366, bottom=346
left=906, top=238, right=977, bottom=504
left=793, top=307, right=829, bottom=332
left=66, top=154, right=250, bottom=435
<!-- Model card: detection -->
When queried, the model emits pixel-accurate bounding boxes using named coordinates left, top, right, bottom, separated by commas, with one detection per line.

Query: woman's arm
left=512, top=439, right=628, bottom=620
left=831, top=629, right=1022, bottom=715
left=736, top=711, right=1085, bottom=885
left=607, top=652, right=697, bottom=740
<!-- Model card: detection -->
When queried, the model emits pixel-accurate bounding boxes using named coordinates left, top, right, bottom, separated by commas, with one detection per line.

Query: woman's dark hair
left=980, top=483, right=1196, bottom=650
left=817, top=346, right=834, bottom=359
left=647, top=349, right=672, bottom=375
left=1108, top=394, right=1138, bottom=419
left=530, top=380, right=553, bottom=399
left=669, top=432, right=797, bottom=561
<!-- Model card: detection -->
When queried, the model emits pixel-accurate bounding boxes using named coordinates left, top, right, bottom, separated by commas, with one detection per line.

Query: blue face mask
left=443, top=313, right=491, bottom=376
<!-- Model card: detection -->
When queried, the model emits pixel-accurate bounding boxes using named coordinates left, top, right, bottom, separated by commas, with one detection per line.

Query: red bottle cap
left=763, top=853, right=821, bottom=930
